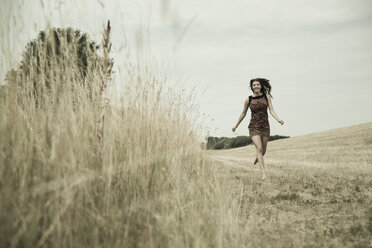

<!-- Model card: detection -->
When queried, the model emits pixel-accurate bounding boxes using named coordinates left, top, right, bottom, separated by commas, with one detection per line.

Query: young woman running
left=232, top=78, right=284, bottom=180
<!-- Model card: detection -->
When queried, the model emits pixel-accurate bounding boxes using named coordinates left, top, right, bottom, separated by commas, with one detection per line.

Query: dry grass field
left=206, top=122, right=372, bottom=247
left=1, top=2, right=371, bottom=246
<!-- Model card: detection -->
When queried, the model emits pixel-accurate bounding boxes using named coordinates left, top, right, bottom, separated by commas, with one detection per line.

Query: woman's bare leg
left=251, top=135, right=267, bottom=180
left=254, top=136, right=269, bottom=165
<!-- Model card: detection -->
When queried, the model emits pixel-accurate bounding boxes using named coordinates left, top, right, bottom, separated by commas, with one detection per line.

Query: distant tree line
left=206, top=135, right=290, bottom=150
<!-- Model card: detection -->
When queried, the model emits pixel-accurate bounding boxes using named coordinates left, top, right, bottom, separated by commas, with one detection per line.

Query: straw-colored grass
left=0, top=24, right=240, bottom=248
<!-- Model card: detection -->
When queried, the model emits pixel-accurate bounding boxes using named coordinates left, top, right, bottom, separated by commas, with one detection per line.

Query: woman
left=232, top=78, right=284, bottom=180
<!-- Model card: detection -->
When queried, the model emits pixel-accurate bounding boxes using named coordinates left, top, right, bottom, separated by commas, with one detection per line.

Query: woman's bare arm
left=266, top=93, right=284, bottom=125
left=232, top=98, right=250, bottom=131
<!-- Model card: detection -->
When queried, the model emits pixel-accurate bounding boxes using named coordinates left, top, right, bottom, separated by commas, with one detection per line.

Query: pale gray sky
left=1, top=0, right=372, bottom=138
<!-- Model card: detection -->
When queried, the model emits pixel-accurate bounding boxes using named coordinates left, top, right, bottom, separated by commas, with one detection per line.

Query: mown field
left=206, top=122, right=372, bottom=247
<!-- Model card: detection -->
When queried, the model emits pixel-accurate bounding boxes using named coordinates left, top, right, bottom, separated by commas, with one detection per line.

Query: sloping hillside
left=206, top=122, right=372, bottom=171
left=204, top=122, right=372, bottom=247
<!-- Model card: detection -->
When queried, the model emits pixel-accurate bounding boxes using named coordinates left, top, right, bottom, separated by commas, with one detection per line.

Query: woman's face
left=252, top=81, right=261, bottom=93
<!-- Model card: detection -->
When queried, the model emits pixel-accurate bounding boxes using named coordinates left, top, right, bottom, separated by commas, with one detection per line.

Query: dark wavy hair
left=249, top=78, right=273, bottom=98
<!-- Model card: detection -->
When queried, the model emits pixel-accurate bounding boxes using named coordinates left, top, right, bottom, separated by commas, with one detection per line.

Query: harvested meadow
left=207, top=122, right=372, bottom=247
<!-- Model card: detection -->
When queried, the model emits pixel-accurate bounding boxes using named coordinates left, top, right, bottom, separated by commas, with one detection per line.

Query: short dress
left=248, top=94, right=270, bottom=137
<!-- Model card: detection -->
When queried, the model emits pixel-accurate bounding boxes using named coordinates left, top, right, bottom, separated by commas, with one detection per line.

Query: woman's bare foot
left=261, top=176, right=267, bottom=180
left=253, top=158, right=258, bottom=165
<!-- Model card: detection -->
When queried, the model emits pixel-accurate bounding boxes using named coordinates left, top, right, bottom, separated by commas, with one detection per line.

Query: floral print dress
left=248, top=94, right=270, bottom=137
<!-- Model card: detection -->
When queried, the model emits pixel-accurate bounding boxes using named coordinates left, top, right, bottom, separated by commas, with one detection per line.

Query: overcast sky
left=1, top=0, right=372, bottom=138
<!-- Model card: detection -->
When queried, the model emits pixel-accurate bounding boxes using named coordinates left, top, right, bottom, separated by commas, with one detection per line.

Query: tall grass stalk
left=0, top=22, right=241, bottom=247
